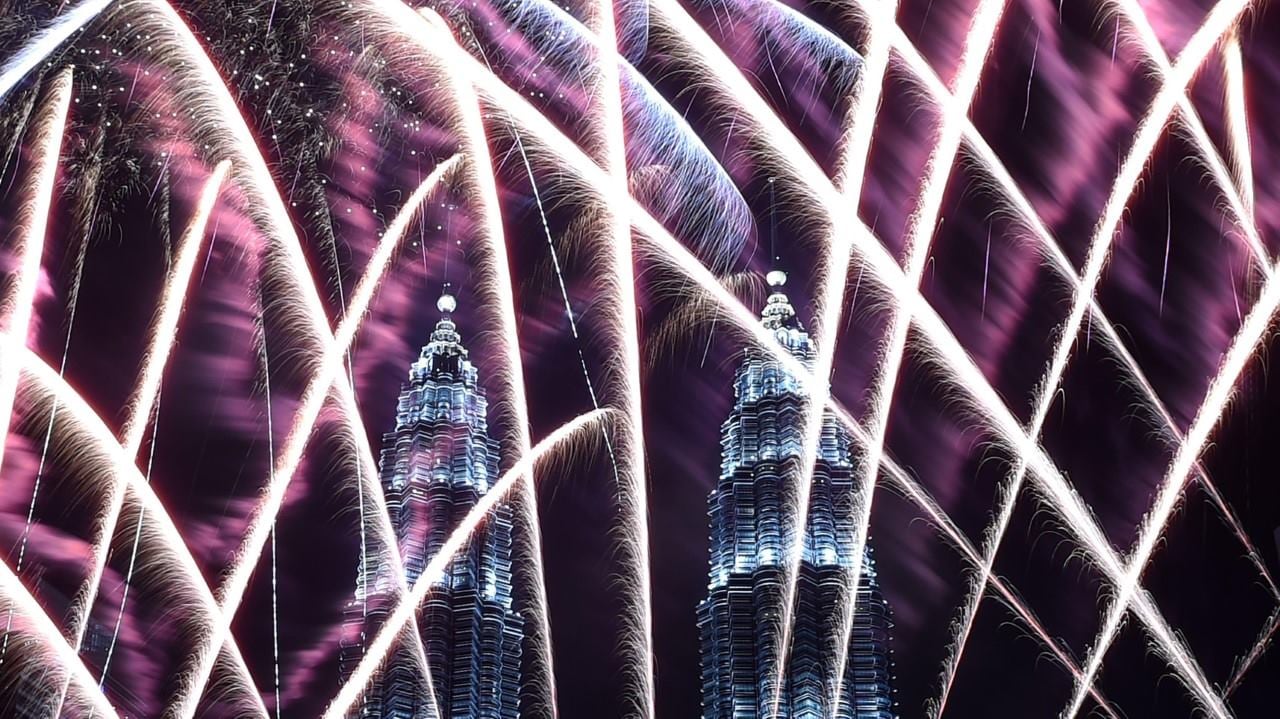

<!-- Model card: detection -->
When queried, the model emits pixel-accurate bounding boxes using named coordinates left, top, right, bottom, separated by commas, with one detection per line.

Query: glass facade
left=698, top=273, right=896, bottom=718
left=341, top=293, right=522, bottom=719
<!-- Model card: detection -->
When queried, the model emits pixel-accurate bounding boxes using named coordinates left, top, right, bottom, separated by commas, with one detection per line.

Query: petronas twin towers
left=341, top=276, right=896, bottom=718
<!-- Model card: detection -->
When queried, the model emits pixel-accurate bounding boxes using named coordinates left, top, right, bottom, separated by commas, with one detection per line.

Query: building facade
left=341, top=292, right=522, bottom=719
left=698, top=271, right=896, bottom=719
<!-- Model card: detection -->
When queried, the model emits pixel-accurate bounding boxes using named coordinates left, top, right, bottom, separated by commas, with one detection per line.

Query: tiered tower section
left=341, top=292, right=522, bottom=719
left=698, top=271, right=895, bottom=719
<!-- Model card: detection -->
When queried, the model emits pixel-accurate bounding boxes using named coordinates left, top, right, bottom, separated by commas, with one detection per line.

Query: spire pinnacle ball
left=766, top=270, right=787, bottom=288
left=437, top=292, right=457, bottom=314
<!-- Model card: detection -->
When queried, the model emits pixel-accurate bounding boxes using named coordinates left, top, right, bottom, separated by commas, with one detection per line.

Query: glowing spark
left=178, top=154, right=461, bottom=716
left=0, top=0, right=110, bottom=102
left=323, top=409, right=616, bottom=719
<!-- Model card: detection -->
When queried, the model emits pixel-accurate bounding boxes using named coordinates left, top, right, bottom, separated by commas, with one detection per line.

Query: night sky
left=1, top=0, right=1279, bottom=716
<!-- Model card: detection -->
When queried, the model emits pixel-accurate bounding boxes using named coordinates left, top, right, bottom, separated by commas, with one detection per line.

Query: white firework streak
left=119, top=160, right=231, bottom=456
left=364, top=9, right=1224, bottom=712
left=50, top=161, right=232, bottom=718
left=0, top=68, right=71, bottom=477
left=0, top=0, right=111, bottom=102
left=422, top=9, right=559, bottom=715
left=18, top=350, right=267, bottom=718
left=934, top=0, right=1271, bottom=708
left=0, top=556, right=119, bottom=717
left=322, top=408, right=616, bottom=719
left=1221, top=34, right=1254, bottom=220
left=1227, top=605, right=1279, bottom=695
left=177, top=155, right=462, bottom=718
left=583, top=0, right=655, bottom=710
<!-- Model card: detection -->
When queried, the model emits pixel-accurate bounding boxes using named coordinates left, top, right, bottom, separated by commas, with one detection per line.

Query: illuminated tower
left=697, top=271, right=895, bottom=718
left=342, top=291, right=522, bottom=719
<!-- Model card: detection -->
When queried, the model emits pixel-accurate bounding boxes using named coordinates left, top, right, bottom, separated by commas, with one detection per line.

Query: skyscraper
left=698, top=271, right=895, bottom=719
left=342, top=291, right=522, bottom=719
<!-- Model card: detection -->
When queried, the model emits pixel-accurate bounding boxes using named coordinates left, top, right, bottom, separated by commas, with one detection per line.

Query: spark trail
left=1221, top=34, right=1254, bottom=220
left=18, top=350, right=268, bottom=717
left=0, top=67, right=71, bottom=477
left=0, top=0, right=111, bottom=102
left=0, top=66, right=72, bottom=672
left=323, top=408, right=615, bottom=719
left=177, top=155, right=461, bottom=718
left=0, top=556, right=119, bottom=718
left=582, top=0, right=655, bottom=711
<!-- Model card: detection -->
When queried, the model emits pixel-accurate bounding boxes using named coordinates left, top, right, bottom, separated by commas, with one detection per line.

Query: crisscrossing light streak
left=0, top=0, right=1275, bottom=716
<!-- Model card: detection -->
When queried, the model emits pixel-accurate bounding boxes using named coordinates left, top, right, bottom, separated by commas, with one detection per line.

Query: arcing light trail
left=18, top=350, right=268, bottom=717
left=815, top=0, right=898, bottom=710
left=584, top=0, right=656, bottom=710
left=0, top=67, right=71, bottom=479
left=0, top=66, right=72, bottom=672
left=0, top=0, right=112, bottom=102
left=176, top=155, right=461, bottom=718
left=323, top=408, right=616, bottom=719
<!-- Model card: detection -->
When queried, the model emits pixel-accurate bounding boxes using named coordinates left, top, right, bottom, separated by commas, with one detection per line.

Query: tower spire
left=761, top=268, right=798, bottom=330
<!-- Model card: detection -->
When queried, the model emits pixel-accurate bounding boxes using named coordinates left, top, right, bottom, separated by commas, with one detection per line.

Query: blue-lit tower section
left=342, top=292, right=522, bottom=719
left=698, top=271, right=895, bottom=719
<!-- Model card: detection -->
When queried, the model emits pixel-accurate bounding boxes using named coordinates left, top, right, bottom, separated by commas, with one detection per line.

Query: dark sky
left=0, top=0, right=1279, bottom=717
